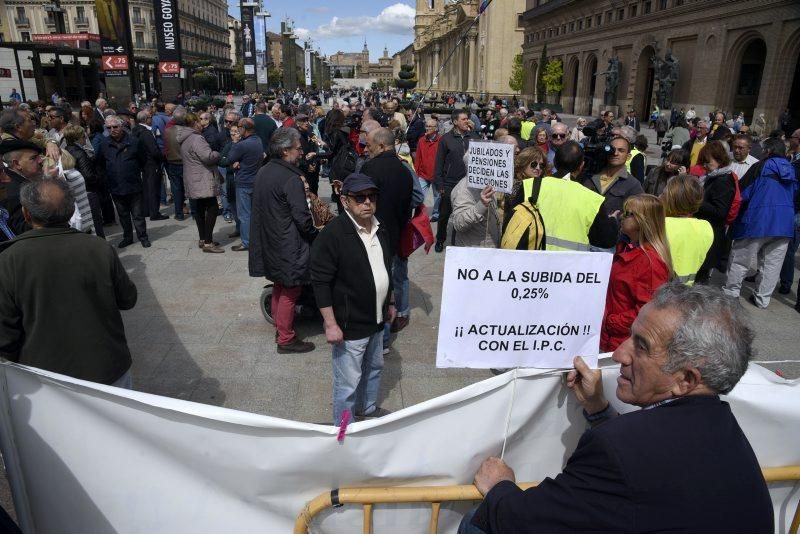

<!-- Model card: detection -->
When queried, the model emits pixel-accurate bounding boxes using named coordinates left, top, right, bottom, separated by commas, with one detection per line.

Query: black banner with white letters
left=153, top=0, right=182, bottom=78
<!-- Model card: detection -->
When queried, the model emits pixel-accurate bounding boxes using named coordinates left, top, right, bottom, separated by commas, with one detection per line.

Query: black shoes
left=141, top=239, right=151, bottom=248
left=150, top=214, right=169, bottom=221
left=232, top=244, right=248, bottom=251
left=434, top=241, right=444, bottom=253
left=174, top=214, right=185, bottom=221
left=117, top=238, right=133, bottom=249
left=277, top=338, right=315, bottom=354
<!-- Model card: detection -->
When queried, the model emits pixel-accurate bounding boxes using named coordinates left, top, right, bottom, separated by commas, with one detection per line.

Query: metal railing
left=14, top=17, right=31, bottom=26
left=294, top=466, right=800, bottom=534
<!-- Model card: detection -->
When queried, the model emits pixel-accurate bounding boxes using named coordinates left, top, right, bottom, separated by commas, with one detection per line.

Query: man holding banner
left=462, top=283, right=773, bottom=533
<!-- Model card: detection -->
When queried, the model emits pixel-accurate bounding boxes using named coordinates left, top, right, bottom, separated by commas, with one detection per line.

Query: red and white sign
left=32, top=33, right=100, bottom=42
left=102, top=55, right=128, bottom=71
left=159, top=61, right=180, bottom=75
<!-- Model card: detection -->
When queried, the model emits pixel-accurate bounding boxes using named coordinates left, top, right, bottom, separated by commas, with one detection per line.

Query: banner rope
left=500, top=367, right=518, bottom=459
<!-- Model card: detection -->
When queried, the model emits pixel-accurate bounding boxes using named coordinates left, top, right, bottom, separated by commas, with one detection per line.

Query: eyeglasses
left=610, top=146, right=628, bottom=153
left=528, top=162, right=546, bottom=169
left=346, top=192, right=377, bottom=204
left=551, top=133, right=567, bottom=139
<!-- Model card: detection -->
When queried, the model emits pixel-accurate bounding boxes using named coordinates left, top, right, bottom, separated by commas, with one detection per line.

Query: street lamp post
left=256, top=8, right=272, bottom=90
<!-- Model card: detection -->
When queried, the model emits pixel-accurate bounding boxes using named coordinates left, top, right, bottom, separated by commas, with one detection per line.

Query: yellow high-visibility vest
left=625, top=147, right=643, bottom=174
left=665, top=217, right=714, bottom=285
left=514, top=176, right=604, bottom=251
left=520, top=120, right=535, bottom=141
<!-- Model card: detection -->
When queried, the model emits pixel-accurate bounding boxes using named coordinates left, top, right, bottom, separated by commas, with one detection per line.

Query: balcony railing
left=74, top=17, right=89, bottom=27
left=14, top=17, right=31, bottom=27
left=132, top=16, right=145, bottom=25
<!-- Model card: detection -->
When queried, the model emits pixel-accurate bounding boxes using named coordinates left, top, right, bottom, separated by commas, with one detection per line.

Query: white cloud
left=294, top=27, right=312, bottom=41
left=313, top=3, right=415, bottom=38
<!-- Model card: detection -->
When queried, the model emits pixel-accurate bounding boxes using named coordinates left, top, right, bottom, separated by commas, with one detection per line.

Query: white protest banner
left=466, top=141, right=514, bottom=194
left=436, top=247, right=613, bottom=369
left=0, top=362, right=797, bottom=533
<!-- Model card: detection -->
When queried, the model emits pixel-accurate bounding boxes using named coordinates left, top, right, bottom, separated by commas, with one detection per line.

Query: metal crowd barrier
left=294, top=465, right=800, bottom=534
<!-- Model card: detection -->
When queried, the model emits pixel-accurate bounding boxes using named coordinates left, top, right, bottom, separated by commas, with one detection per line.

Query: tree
left=536, top=45, right=547, bottom=102
left=542, top=59, right=564, bottom=95
left=267, top=65, right=281, bottom=88
left=508, top=53, right=524, bottom=94
left=233, top=62, right=245, bottom=86
left=334, top=68, right=342, bottom=78
left=395, top=64, right=417, bottom=95
left=376, top=79, right=386, bottom=91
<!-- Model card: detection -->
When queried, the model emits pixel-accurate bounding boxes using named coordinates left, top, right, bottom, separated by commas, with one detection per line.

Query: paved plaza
left=115, top=181, right=800, bottom=425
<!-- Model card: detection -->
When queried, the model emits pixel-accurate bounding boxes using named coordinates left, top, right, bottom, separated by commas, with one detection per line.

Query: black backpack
left=331, top=145, right=358, bottom=180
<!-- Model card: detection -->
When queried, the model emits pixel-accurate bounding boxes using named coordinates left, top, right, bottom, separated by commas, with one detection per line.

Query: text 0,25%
left=511, top=287, right=549, bottom=300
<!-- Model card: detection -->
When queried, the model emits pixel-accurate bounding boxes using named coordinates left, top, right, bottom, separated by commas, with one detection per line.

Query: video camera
left=580, top=124, right=614, bottom=177
left=346, top=111, right=363, bottom=131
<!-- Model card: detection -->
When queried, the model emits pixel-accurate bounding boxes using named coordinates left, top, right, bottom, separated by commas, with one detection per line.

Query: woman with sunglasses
left=600, top=194, right=673, bottom=351
left=499, top=145, right=550, bottom=229
left=644, top=148, right=688, bottom=196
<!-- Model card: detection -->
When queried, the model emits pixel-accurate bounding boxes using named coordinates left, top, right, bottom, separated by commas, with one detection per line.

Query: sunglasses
left=551, top=133, right=567, bottom=139
left=528, top=162, right=546, bottom=169
left=346, top=192, right=377, bottom=204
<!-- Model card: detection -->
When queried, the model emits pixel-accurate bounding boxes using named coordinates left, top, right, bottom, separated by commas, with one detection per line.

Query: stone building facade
left=520, top=0, right=800, bottom=126
left=414, top=0, right=526, bottom=97
left=366, top=47, right=394, bottom=82
left=328, top=41, right=371, bottom=78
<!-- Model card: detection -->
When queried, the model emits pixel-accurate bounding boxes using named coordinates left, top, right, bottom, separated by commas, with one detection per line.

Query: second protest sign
left=466, top=141, right=514, bottom=194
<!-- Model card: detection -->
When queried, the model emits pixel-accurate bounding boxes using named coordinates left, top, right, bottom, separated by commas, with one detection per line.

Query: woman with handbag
left=176, top=113, right=223, bottom=253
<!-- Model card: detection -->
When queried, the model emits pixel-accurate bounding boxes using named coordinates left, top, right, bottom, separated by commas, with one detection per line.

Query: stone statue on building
left=652, top=48, right=679, bottom=109
left=595, top=57, right=620, bottom=106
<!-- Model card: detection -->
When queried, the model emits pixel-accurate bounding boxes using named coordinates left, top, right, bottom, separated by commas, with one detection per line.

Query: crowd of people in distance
left=0, top=84, right=794, bottom=533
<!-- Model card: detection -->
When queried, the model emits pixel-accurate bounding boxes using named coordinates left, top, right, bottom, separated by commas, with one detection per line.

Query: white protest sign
left=466, top=141, right=514, bottom=194
left=436, top=247, right=613, bottom=369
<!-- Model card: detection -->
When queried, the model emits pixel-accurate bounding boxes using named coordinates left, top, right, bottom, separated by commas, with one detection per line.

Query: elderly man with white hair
left=95, top=115, right=150, bottom=248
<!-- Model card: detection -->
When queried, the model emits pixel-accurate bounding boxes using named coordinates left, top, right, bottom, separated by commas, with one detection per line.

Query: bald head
left=361, top=119, right=381, bottom=135
left=366, top=127, right=395, bottom=158
left=20, top=178, right=75, bottom=228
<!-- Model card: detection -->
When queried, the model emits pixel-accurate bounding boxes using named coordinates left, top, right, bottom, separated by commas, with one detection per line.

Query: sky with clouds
left=226, top=1, right=416, bottom=62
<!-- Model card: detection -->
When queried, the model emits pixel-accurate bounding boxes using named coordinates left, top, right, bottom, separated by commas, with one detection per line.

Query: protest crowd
left=0, top=84, right=797, bottom=533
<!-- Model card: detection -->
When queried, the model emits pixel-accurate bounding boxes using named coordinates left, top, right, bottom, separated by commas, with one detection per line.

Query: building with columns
left=520, top=0, right=800, bottom=128
left=414, top=0, right=526, bottom=97
left=366, top=47, right=394, bottom=82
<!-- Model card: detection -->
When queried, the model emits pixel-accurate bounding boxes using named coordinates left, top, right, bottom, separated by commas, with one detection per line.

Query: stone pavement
left=112, top=175, right=800, bottom=425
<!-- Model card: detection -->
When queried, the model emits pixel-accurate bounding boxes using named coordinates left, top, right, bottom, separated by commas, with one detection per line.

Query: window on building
left=630, top=5, right=637, bottom=17
left=644, top=1, right=652, bottom=14
left=135, top=31, right=144, bottom=47
left=659, top=0, right=668, bottom=9
left=15, top=7, right=24, bottom=19
left=617, top=8, right=624, bottom=20
left=569, top=22, right=574, bottom=31
left=578, top=19, right=583, bottom=29
left=21, top=32, right=30, bottom=42
left=605, top=11, right=612, bottom=23
left=76, top=6, right=86, bottom=20
left=596, top=14, right=602, bottom=25
left=133, top=7, right=141, bottom=22
left=675, top=0, right=683, bottom=5
left=586, top=17, right=591, bottom=28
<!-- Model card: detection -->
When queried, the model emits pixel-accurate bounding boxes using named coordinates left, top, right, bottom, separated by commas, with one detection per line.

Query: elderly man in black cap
left=0, top=138, right=44, bottom=240
left=311, top=173, right=395, bottom=425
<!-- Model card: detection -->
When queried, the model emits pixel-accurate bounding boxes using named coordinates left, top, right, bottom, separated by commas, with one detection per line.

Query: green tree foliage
left=536, top=45, right=547, bottom=101
left=509, top=53, right=524, bottom=93
left=396, top=64, right=417, bottom=92
left=233, top=62, right=245, bottom=85
left=543, top=59, right=564, bottom=94
left=334, top=68, right=342, bottom=78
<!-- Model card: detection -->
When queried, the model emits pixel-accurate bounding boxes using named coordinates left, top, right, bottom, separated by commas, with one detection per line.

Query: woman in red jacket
left=601, top=194, right=673, bottom=352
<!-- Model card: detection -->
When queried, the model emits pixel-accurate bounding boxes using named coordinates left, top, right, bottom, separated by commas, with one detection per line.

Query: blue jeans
left=383, top=255, right=409, bottom=348
left=166, top=163, right=185, bottom=217
left=779, top=214, right=800, bottom=289
left=111, top=369, right=132, bottom=389
left=457, top=509, right=485, bottom=534
left=218, top=166, right=230, bottom=217
left=236, top=186, right=253, bottom=247
left=332, top=330, right=384, bottom=425
left=418, top=177, right=441, bottom=219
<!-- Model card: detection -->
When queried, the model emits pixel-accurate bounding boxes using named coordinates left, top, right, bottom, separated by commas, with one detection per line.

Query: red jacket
left=414, top=133, right=441, bottom=181
left=600, top=241, right=670, bottom=352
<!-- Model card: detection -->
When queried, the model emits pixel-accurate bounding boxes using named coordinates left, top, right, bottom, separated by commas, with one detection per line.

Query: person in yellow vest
left=501, top=143, right=618, bottom=251
left=661, top=174, right=713, bottom=285
left=520, top=110, right=537, bottom=141
left=612, top=125, right=646, bottom=183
